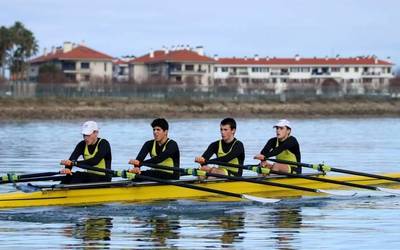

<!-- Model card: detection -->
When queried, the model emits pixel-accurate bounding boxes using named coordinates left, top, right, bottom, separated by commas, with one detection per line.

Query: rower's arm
left=201, top=141, right=219, bottom=161
left=262, top=137, right=297, bottom=159
left=143, top=140, right=179, bottom=165
left=212, top=141, right=245, bottom=163
left=135, top=140, right=153, bottom=163
left=68, top=141, right=86, bottom=168
left=76, top=140, right=111, bottom=167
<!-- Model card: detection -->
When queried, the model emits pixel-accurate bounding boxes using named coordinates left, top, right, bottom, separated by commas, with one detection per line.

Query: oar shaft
left=268, top=169, right=378, bottom=191
left=1, top=171, right=61, bottom=184
left=18, top=172, right=60, bottom=179
left=75, top=164, right=256, bottom=200
left=208, top=160, right=380, bottom=191
left=10, top=176, right=64, bottom=183
left=135, top=174, right=242, bottom=199
left=268, top=158, right=400, bottom=183
left=143, top=162, right=322, bottom=193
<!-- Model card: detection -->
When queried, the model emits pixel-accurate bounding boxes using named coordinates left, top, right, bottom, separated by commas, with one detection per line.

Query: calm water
left=0, top=118, right=400, bottom=249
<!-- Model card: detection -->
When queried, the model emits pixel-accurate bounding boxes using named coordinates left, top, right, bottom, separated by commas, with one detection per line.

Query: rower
left=254, top=119, right=301, bottom=174
left=128, top=118, right=180, bottom=180
left=60, top=121, right=112, bottom=184
left=195, top=117, right=245, bottom=177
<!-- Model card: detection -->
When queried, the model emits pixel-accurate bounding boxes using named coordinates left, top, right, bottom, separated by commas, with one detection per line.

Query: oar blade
left=376, top=187, right=400, bottom=195
left=241, top=194, right=280, bottom=203
left=318, top=189, right=357, bottom=196
left=15, top=183, right=42, bottom=193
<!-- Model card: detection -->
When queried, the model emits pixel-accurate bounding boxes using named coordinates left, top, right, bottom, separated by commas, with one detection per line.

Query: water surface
left=0, top=118, right=399, bottom=249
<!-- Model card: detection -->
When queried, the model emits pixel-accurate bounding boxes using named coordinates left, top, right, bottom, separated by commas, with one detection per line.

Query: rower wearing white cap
left=253, top=119, right=301, bottom=174
left=59, top=121, right=112, bottom=184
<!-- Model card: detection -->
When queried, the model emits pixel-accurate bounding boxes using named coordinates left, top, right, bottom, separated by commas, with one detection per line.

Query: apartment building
left=129, top=46, right=216, bottom=86
left=214, top=55, right=394, bottom=93
left=29, top=42, right=113, bottom=83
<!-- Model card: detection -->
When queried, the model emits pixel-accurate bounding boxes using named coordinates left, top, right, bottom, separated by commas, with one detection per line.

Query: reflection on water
left=135, top=216, right=181, bottom=248
left=268, top=206, right=302, bottom=250
left=1, top=197, right=400, bottom=249
left=63, top=217, right=113, bottom=248
left=218, top=212, right=245, bottom=246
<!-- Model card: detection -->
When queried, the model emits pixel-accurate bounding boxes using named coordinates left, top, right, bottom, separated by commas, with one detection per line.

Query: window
left=331, top=67, right=340, bottom=72
left=172, top=64, right=181, bottom=71
left=62, top=61, right=76, bottom=71
left=81, top=62, right=89, bottom=69
left=185, top=64, right=194, bottom=71
left=252, top=67, right=269, bottom=73
left=354, top=67, right=359, bottom=72
left=214, top=67, right=219, bottom=72
left=104, top=63, right=107, bottom=72
left=345, top=67, right=349, bottom=72
left=363, top=78, right=372, bottom=83
left=363, top=67, right=369, bottom=73
left=222, top=67, right=228, bottom=72
left=290, top=67, right=302, bottom=73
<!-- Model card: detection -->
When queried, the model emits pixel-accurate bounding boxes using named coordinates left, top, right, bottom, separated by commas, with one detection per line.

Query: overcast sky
left=1, top=0, right=399, bottom=69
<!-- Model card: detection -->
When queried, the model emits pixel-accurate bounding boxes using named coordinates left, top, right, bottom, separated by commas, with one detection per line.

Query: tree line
left=0, top=21, right=38, bottom=82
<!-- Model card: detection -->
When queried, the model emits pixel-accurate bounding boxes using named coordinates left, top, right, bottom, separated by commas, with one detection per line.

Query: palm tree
left=8, top=21, right=38, bottom=81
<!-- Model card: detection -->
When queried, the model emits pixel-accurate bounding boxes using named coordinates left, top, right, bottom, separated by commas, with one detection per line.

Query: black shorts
left=61, top=171, right=111, bottom=184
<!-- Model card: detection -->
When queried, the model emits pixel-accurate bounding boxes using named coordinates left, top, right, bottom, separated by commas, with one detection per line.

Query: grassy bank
left=0, top=98, right=400, bottom=120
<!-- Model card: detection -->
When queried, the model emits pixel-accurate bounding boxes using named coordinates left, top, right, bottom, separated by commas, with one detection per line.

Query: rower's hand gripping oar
left=208, top=160, right=400, bottom=196
left=141, top=162, right=356, bottom=197
left=74, top=164, right=280, bottom=204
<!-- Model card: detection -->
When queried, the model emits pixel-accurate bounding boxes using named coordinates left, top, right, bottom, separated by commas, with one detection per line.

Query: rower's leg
left=210, top=167, right=228, bottom=175
left=271, top=163, right=290, bottom=173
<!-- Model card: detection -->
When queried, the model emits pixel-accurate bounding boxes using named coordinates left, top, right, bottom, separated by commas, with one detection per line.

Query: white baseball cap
left=273, top=119, right=291, bottom=129
left=81, top=121, right=99, bottom=135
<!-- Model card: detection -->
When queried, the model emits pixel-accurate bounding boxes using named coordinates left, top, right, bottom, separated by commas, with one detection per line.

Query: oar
left=141, top=162, right=356, bottom=196
left=73, top=164, right=280, bottom=204
left=267, top=158, right=400, bottom=183
left=0, top=171, right=61, bottom=184
left=207, top=160, right=400, bottom=196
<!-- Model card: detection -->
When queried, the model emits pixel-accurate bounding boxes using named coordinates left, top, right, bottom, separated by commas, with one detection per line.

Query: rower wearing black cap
left=128, top=118, right=180, bottom=180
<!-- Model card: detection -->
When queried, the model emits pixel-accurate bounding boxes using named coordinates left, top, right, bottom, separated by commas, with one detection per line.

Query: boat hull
left=1, top=173, right=400, bottom=208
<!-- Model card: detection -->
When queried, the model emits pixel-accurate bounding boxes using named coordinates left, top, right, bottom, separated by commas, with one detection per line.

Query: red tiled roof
left=30, top=45, right=113, bottom=63
left=131, top=50, right=216, bottom=64
left=216, top=57, right=392, bottom=66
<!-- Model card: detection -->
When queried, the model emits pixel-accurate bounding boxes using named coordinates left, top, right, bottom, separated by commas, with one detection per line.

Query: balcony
left=270, top=72, right=289, bottom=76
left=169, top=69, right=206, bottom=75
left=362, top=72, right=381, bottom=76
left=229, top=72, right=249, bottom=76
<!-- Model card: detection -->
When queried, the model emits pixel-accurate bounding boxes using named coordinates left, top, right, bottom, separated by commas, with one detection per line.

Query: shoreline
left=1, top=98, right=399, bottom=120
